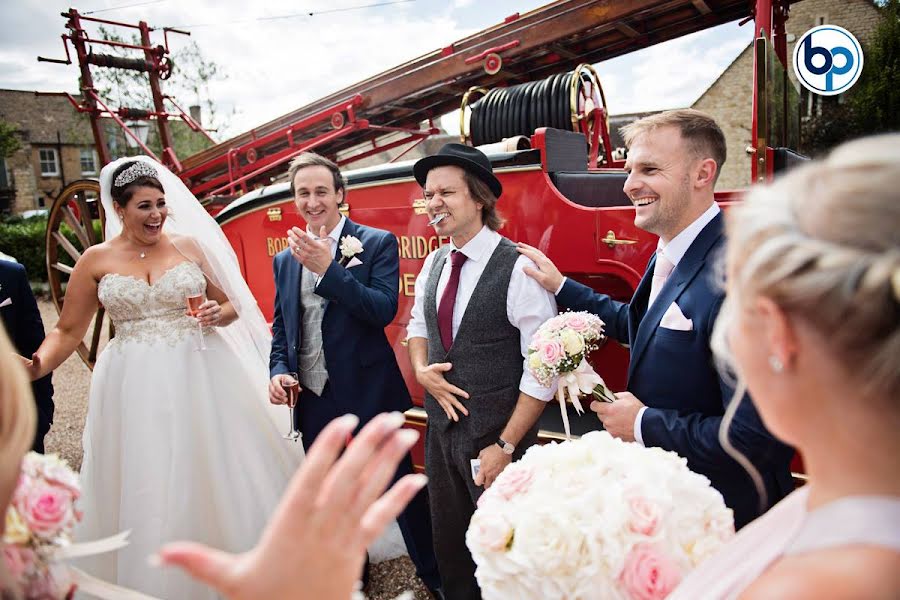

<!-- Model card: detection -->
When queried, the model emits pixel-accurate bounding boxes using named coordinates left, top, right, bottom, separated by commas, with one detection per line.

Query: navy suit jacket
left=557, top=213, right=793, bottom=528
left=0, top=260, right=54, bottom=452
left=269, top=218, right=411, bottom=426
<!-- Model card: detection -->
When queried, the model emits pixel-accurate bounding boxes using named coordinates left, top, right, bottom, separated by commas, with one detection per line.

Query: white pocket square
left=660, top=302, right=693, bottom=331
left=0, top=297, right=11, bottom=308
left=346, top=257, right=363, bottom=268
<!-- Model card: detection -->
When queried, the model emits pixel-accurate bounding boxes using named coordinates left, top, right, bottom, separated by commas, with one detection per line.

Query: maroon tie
left=438, top=250, right=468, bottom=352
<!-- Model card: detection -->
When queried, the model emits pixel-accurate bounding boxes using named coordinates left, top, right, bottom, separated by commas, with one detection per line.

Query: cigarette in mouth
left=428, top=214, right=447, bottom=226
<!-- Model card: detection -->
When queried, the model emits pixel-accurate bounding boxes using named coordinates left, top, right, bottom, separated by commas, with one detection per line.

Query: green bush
left=0, top=216, right=102, bottom=283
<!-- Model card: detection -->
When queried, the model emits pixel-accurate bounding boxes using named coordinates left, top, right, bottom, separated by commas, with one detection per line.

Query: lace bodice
left=98, top=261, right=210, bottom=347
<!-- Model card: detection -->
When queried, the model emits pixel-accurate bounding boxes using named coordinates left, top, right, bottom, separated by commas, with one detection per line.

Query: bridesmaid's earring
left=768, top=355, right=784, bottom=373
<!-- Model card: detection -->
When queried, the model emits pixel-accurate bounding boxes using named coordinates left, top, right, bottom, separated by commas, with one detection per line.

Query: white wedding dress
left=75, top=261, right=299, bottom=599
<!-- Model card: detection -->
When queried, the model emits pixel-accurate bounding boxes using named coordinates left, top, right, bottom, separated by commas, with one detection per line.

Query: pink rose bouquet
left=467, top=431, right=735, bottom=600
left=3, top=452, right=80, bottom=599
left=527, top=311, right=614, bottom=438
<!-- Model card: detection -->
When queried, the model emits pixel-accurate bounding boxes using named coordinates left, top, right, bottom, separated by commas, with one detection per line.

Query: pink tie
left=647, top=252, right=675, bottom=309
left=438, top=250, right=468, bottom=352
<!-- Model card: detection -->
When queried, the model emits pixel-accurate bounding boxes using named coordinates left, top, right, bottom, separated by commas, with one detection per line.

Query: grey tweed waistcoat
left=298, top=266, right=328, bottom=395
left=423, top=238, right=523, bottom=441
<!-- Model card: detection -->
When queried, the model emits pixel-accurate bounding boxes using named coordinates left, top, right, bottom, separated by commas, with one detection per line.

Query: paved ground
left=36, top=299, right=431, bottom=600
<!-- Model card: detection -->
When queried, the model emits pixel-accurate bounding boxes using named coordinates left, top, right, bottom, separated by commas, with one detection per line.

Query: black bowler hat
left=413, top=143, right=503, bottom=198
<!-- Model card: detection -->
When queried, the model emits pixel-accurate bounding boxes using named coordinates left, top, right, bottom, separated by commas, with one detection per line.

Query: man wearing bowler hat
left=407, top=144, right=557, bottom=599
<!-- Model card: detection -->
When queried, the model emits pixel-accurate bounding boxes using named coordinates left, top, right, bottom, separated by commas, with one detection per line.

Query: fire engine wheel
left=45, top=179, right=111, bottom=370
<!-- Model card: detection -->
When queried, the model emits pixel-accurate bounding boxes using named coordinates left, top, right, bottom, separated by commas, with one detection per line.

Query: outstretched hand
left=158, top=412, right=426, bottom=600
left=516, top=242, right=564, bottom=293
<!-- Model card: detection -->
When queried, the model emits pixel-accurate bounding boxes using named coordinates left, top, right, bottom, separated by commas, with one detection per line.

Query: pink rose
left=538, top=340, right=564, bottom=367
left=618, top=543, right=682, bottom=600
left=14, top=482, right=76, bottom=538
left=628, top=497, right=661, bottom=536
left=2, top=544, right=35, bottom=580
left=494, top=466, right=534, bottom=500
left=563, top=313, right=589, bottom=332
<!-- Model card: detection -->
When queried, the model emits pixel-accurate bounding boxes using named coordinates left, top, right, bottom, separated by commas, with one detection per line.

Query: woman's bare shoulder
left=168, top=233, right=204, bottom=261
left=740, top=547, right=900, bottom=600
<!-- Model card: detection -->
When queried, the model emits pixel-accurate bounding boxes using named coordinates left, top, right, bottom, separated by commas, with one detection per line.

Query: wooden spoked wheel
left=45, top=179, right=110, bottom=370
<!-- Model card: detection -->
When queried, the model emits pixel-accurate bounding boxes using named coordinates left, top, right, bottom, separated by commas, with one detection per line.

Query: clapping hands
left=158, top=412, right=426, bottom=600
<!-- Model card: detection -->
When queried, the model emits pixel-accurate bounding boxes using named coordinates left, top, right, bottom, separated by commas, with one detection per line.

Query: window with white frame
left=38, top=148, right=59, bottom=176
left=80, top=148, right=98, bottom=175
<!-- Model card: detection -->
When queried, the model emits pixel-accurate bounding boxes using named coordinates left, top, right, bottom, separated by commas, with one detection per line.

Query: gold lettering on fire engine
left=397, top=235, right=450, bottom=259
left=400, top=272, right=416, bottom=297
left=266, top=237, right=290, bottom=257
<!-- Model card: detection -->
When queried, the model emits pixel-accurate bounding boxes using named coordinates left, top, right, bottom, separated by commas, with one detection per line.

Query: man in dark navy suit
left=519, top=110, right=793, bottom=528
left=0, top=258, right=54, bottom=452
left=267, top=153, right=441, bottom=597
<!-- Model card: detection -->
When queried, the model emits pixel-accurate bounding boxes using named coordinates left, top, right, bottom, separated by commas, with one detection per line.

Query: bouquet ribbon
left=556, top=359, right=608, bottom=440
left=56, top=531, right=164, bottom=600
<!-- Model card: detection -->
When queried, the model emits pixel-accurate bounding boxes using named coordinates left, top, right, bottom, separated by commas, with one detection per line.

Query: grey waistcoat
left=423, top=238, right=523, bottom=441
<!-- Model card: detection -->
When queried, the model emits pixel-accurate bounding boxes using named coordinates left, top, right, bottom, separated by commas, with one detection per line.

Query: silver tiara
left=113, top=162, right=159, bottom=187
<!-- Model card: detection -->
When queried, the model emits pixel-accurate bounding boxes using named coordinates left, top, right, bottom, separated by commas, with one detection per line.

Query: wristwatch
left=496, top=437, right=515, bottom=455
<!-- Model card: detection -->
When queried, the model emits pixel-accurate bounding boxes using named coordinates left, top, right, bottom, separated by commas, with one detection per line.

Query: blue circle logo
left=793, top=25, right=864, bottom=96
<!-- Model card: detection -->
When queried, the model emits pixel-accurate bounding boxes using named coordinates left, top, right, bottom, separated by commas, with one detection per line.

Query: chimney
left=189, top=105, right=202, bottom=126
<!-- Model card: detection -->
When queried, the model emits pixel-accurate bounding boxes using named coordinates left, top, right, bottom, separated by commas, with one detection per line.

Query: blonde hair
left=621, top=109, right=727, bottom=182
left=0, top=324, right=37, bottom=509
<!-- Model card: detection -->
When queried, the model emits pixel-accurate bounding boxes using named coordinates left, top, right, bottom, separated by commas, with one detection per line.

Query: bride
left=23, top=156, right=301, bottom=599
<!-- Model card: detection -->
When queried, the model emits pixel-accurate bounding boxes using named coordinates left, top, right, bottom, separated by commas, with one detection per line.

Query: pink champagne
left=283, top=380, right=300, bottom=408
left=186, top=295, right=203, bottom=317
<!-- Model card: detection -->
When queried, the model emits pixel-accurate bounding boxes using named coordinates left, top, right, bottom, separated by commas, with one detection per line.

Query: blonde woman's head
left=0, top=324, right=36, bottom=522
left=712, top=134, right=900, bottom=443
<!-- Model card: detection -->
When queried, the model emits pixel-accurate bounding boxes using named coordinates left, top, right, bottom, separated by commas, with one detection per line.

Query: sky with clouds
left=0, top=0, right=754, bottom=140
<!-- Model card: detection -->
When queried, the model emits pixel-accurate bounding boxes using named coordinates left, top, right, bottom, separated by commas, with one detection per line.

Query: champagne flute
left=281, top=372, right=301, bottom=441
left=185, top=288, right=207, bottom=351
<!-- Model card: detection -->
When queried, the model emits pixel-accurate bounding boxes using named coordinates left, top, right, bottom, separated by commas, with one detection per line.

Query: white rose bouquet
left=527, top=311, right=614, bottom=438
left=467, top=432, right=735, bottom=600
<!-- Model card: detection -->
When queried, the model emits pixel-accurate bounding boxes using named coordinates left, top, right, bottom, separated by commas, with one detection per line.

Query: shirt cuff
left=555, top=277, right=567, bottom=296
left=519, top=371, right=556, bottom=402
left=405, top=323, right=428, bottom=340
left=634, top=406, right=648, bottom=446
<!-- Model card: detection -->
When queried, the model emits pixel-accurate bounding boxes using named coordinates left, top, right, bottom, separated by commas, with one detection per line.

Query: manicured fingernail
left=410, top=473, right=428, bottom=488
left=396, top=429, right=419, bottom=446
left=339, top=414, right=359, bottom=430
left=147, top=553, right=162, bottom=567
left=384, top=411, right=405, bottom=429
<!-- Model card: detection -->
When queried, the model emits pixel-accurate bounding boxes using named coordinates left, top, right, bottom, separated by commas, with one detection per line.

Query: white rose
left=339, top=235, right=363, bottom=258
left=560, top=330, right=585, bottom=355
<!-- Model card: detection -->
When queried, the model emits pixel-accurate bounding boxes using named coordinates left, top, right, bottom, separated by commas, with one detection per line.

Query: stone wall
left=692, top=0, right=881, bottom=190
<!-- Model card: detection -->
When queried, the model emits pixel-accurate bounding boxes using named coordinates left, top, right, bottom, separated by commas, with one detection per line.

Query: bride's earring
left=768, top=355, right=784, bottom=373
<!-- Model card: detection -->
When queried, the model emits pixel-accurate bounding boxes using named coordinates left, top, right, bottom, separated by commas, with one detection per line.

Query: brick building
left=0, top=89, right=210, bottom=215
left=692, top=0, right=882, bottom=189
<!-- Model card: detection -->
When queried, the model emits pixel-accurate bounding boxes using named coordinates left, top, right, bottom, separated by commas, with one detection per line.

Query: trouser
left=424, top=412, right=538, bottom=600
left=297, top=383, right=441, bottom=590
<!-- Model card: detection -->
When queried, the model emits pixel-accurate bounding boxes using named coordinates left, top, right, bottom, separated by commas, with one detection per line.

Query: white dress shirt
left=407, top=226, right=557, bottom=401
left=633, top=202, right=720, bottom=444
left=310, top=215, right=346, bottom=286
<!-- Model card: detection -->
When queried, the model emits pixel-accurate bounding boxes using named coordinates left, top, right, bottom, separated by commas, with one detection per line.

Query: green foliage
left=0, top=119, right=22, bottom=159
left=801, top=1, right=900, bottom=156
left=0, top=216, right=102, bottom=283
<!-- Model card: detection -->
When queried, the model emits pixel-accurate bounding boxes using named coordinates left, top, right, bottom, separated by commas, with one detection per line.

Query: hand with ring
left=195, top=300, right=223, bottom=327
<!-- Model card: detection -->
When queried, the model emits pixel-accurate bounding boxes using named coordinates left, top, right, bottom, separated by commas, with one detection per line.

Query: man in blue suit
left=268, top=152, right=441, bottom=597
left=0, top=258, right=54, bottom=452
left=519, top=110, right=793, bottom=528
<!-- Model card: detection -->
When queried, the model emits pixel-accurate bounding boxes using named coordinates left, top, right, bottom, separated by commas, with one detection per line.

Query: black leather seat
left=550, top=171, right=631, bottom=208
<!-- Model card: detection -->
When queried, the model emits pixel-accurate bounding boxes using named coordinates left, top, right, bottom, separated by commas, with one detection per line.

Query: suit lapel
left=627, top=213, right=724, bottom=379
left=285, top=253, right=302, bottom=351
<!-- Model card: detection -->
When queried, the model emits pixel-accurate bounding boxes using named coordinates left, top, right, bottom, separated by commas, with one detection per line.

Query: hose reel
left=461, top=64, right=611, bottom=167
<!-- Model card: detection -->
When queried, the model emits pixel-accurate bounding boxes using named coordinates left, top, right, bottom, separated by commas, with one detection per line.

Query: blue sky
left=0, top=0, right=753, bottom=138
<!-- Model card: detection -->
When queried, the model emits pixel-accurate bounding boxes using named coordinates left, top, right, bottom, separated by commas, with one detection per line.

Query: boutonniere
left=339, top=235, right=363, bottom=266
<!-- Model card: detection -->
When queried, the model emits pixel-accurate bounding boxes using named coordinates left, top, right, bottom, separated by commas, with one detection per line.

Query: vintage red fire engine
left=40, top=0, right=804, bottom=470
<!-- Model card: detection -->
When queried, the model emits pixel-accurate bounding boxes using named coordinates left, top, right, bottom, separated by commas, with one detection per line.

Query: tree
left=802, top=0, right=900, bottom=156
left=91, top=27, right=230, bottom=159
left=0, top=119, right=21, bottom=159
